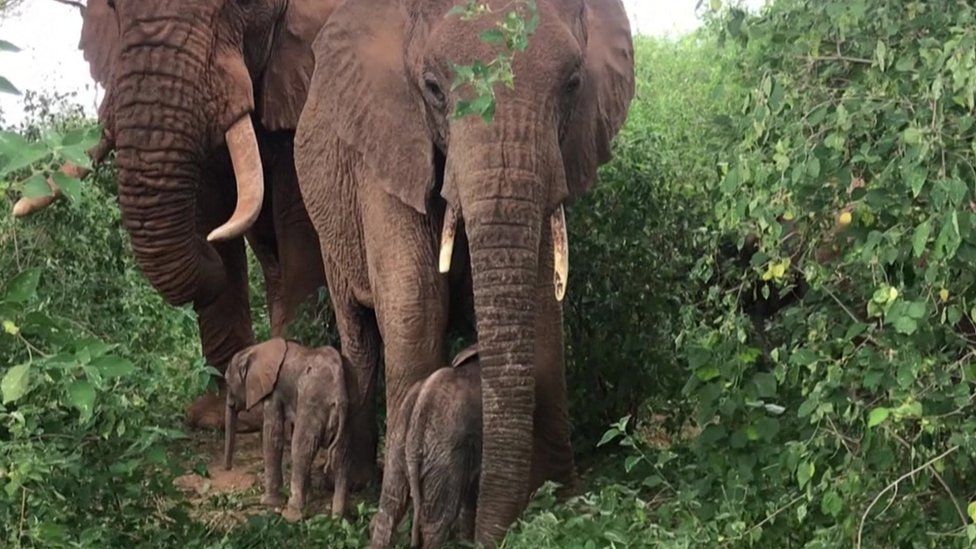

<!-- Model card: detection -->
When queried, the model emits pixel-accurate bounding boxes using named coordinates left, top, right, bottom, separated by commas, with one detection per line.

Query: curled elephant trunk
left=224, top=403, right=238, bottom=470
left=207, top=116, right=265, bottom=243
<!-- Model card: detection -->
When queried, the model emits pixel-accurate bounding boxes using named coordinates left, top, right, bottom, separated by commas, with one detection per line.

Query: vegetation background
left=3, top=0, right=976, bottom=546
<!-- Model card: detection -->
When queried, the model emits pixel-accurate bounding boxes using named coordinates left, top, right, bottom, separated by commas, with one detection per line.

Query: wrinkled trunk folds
left=113, top=30, right=225, bottom=307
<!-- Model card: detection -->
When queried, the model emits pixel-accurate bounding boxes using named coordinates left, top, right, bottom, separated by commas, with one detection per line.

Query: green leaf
left=967, top=501, right=976, bottom=523
left=797, top=461, right=814, bottom=488
left=912, top=221, right=931, bottom=258
left=479, top=28, right=506, bottom=45
left=5, top=269, right=41, bottom=303
left=892, top=316, right=918, bottom=335
left=867, top=407, right=890, bottom=428
left=597, top=428, right=621, bottom=447
left=1, top=363, right=31, bottom=404
left=21, top=174, right=54, bottom=199
left=92, top=355, right=135, bottom=379
left=624, top=455, right=641, bottom=473
left=0, top=75, right=19, bottom=95
left=51, top=172, right=82, bottom=204
left=0, top=40, right=19, bottom=52
left=67, top=380, right=96, bottom=421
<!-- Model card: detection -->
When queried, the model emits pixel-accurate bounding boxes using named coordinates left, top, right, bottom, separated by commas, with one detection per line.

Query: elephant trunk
left=466, top=199, right=540, bottom=544
left=453, top=128, right=546, bottom=542
left=224, top=402, right=238, bottom=470
left=113, top=24, right=262, bottom=307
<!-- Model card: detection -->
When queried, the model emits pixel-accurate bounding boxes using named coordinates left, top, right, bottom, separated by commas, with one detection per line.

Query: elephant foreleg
left=186, top=236, right=256, bottom=430
left=328, top=279, right=382, bottom=489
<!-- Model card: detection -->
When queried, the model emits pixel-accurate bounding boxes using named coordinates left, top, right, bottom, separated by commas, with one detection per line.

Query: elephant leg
left=270, top=147, right=326, bottom=337
left=186, top=235, right=257, bottom=430
left=261, top=399, right=287, bottom=507
left=361, top=184, right=449, bottom=543
left=370, top=384, right=421, bottom=548
left=329, top=276, right=382, bottom=489
left=529, top=230, right=577, bottom=494
left=283, top=411, right=322, bottom=522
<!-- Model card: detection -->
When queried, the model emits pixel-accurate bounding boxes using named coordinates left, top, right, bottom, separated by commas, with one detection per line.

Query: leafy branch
left=447, top=0, right=539, bottom=122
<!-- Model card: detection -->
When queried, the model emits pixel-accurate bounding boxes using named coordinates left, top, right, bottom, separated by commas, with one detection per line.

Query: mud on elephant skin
left=224, top=338, right=350, bottom=521
left=46, top=0, right=340, bottom=430
left=371, top=348, right=482, bottom=549
left=295, top=0, right=634, bottom=543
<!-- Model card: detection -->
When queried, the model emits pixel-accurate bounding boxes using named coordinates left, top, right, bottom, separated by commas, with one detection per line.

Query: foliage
left=447, top=0, right=539, bottom=122
left=4, top=0, right=976, bottom=547
left=587, top=1, right=976, bottom=547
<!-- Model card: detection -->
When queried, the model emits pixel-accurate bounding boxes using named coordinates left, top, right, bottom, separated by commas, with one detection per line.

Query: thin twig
left=47, top=0, right=85, bottom=11
left=806, top=55, right=875, bottom=65
left=856, top=446, right=960, bottom=549
left=730, top=494, right=804, bottom=545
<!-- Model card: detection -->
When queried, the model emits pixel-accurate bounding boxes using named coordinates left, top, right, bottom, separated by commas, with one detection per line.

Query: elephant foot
left=322, top=455, right=377, bottom=493
left=261, top=493, right=286, bottom=507
left=185, top=390, right=263, bottom=432
left=281, top=505, right=304, bottom=523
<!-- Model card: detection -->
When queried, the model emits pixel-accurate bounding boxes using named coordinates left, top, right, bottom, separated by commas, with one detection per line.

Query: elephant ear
left=243, top=338, right=288, bottom=410
left=303, top=0, right=433, bottom=214
left=259, top=0, right=339, bottom=131
left=79, top=0, right=119, bottom=87
left=561, top=0, right=635, bottom=200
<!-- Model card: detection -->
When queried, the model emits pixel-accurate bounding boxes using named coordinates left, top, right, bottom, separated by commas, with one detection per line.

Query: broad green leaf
left=912, top=221, right=931, bottom=257
left=5, top=269, right=41, bottom=303
left=92, top=355, right=135, bottom=379
left=1, top=363, right=31, bottom=404
left=624, top=455, right=641, bottom=473
left=892, top=315, right=918, bottom=335
left=51, top=172, right=82, bottom=204
left=21, top=174, right=54, bottom=199
left=796, top=461, right=814, bottom=488
left=67, top=380, right=96, bottom=421
left=0, top=40, right=19, bottom=53
left=0, top=75, right=19, bottom=95
left=867, top=407, right=890, bottom=428
left=967, top=501, right=976, bottom=523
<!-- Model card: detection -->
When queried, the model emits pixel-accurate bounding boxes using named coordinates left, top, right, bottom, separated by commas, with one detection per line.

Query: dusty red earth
left=173, top=430, right=345, bottom=529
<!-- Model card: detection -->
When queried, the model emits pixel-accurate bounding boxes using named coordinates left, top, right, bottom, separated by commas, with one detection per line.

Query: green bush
left=593, top=1, right=976, bottom=547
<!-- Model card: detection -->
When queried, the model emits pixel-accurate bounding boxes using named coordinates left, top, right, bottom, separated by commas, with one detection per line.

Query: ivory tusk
left=207, top=116, right=265, bottom=242
left=551, top=205, right=569, bottom=302
left=439, top=206, right=458, bottom=274
left=12, top=178, right=62, bottom=218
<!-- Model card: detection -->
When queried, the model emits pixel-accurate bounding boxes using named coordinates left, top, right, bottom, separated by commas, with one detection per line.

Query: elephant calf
left=224, top=338, right=349, bottom=522
left=372, top=346, right=482, bottom=549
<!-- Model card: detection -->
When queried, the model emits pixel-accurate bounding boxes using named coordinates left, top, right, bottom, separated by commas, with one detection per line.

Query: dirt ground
left=172, top=430, right=350, bottom=530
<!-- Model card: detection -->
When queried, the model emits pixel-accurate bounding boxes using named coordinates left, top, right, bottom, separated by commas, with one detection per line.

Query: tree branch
left=48, top=0, right=84, bottom=13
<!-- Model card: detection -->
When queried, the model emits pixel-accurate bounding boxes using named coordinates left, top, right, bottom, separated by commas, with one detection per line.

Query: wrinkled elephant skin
left=295, top=0, right=635, bottom=543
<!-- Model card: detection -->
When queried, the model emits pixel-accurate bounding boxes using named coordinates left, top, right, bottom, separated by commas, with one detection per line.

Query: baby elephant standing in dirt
left=224, top=338, right=349, bottom=522
left=371, top=346, right=482, bottom=549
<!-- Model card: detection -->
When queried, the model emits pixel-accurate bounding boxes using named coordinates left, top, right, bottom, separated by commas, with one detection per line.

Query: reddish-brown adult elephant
left=27, top=0, right=339, bottom=429
left=294, top=0, right=634, bottom=543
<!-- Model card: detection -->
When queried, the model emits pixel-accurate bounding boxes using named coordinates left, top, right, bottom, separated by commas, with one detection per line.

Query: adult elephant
left=295, top=0, right=634, bottom=543
left=45, top=0, right=338, bottom=429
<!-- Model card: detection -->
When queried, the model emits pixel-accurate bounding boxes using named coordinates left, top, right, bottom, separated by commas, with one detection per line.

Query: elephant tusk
left=551, top=205, right=569, bottom=302
left=207, top=116, right=265, bottom=243
left=439, top=206, right=458, bottom=274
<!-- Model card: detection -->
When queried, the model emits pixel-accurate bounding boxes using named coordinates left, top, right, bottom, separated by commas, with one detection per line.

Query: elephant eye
left=424, top=74, right=446, bottom=109
left=564, top=69, right=583, bottom=95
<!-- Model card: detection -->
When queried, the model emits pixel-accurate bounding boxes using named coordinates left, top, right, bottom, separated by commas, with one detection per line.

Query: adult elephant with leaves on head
left=14, top=0, right=340, bottom=430
left=295, top=0, right=634, bottom=543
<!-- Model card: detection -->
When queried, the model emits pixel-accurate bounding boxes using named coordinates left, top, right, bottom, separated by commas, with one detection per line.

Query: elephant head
left=223, top=337, right=287, bottom=470
left=298, top=0, right=633, bottom=542
left=78, top=0, right=336, bottom=307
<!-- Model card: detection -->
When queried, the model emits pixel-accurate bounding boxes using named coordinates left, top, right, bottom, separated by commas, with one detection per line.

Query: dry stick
left=47, top=0, right=84, bottom=11
left=856, top=446, right=960, bottom=549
